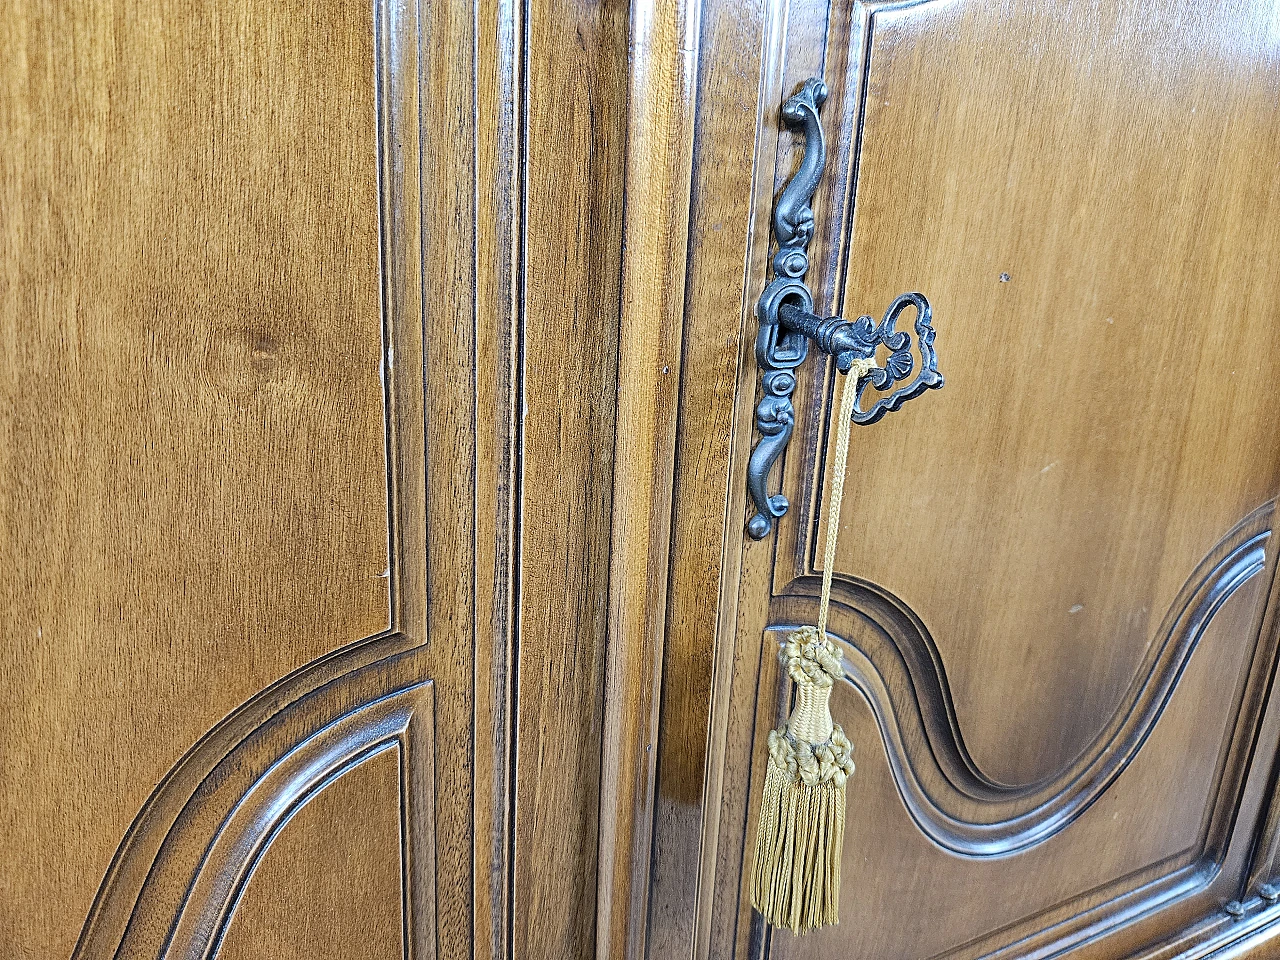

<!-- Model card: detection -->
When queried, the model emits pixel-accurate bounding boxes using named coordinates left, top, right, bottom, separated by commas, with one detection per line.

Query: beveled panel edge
left=172, top=677, right=433, bottom=960
left=376, top=0, right=428, bottom=640
left=740, top=498, right=1280, bottom=959
left=1138, top=902, right=1280, bottom=960
left=71, top=0, right=432, bottom=953
left=103, top=649, right=435, bottom=960
left=767, top=500, right=1273, bottom=854
left=70, top=635, right=417, bottom=960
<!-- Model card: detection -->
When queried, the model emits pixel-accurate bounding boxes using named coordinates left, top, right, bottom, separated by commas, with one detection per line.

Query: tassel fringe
left=751, top=747, right=846, bottom=933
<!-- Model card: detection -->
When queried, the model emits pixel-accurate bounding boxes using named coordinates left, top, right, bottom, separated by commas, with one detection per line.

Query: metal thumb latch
left=746, top=78, right=944, bottom=540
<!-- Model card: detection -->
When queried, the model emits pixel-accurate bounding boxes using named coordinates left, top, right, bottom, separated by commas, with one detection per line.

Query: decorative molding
left=72, top=0, right=440, bottom=955
left=695, top=0, right=1280, bottom=957
left=74, top=646, right=434, bottom=960
left=596, top=3, right=704, bottom=958
left=169, top=672, right=433, bottom=960
left=72, top=636, right=426, bottom=960
left=767, top=500, right=1273, bottom=856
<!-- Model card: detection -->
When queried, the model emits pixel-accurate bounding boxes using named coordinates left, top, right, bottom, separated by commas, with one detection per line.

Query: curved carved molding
left=69, top=0, right=442, bottom=951
left=178, top=679, right=429, bottom=960
left=74, top=641, right=432, bottom=960
left=768, top=500, right=1273, bottom=856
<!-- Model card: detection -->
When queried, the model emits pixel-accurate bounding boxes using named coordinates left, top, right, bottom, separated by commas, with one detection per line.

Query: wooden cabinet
left=656, top=1, right=1280, bottom=958
left=5, top=0, right=1280, bottom=958
left=2, top=1, right=625, bottom=957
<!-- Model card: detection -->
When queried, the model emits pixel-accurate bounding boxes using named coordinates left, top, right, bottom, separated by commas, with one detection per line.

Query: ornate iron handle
left=747, top=78, right=944, bottom=541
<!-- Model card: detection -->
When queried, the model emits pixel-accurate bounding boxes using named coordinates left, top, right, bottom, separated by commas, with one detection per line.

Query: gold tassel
left=750, top=627, right=855, bottom=932
left=750, top=359, right=872, bottom=935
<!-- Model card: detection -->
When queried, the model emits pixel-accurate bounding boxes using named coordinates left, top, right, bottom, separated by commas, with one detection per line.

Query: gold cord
left=817, top=360, right=875, bottom=640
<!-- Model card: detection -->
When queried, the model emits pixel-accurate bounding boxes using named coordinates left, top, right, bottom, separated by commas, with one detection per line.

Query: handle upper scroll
left=773, top=78, right=828, bottom=258
left=746, top=78, right=944, bottom=540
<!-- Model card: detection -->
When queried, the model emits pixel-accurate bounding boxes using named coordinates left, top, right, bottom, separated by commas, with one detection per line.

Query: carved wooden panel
left=89, top=671, right=436, bottom=959
left=802, top=0, right=1280, bottom=788
left=2, top=0, right=628, bottom=957
left=0, top=1, right=389, bottom=957
left=17, top=0, right=1280, bottom=956
left=659, top=0, right=1280, bottom=958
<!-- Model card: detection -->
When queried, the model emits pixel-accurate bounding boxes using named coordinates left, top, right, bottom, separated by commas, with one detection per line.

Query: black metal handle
left=746, top=78, right=944, bottom=541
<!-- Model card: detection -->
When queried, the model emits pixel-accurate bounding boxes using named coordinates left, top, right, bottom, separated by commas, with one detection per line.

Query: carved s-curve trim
left=768, top=500, right=1273, bottom=856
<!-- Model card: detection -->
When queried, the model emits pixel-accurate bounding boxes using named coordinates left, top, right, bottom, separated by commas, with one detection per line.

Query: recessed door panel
left=0, top=2, right=389, bottom=956
left=690, top=1, right=1280, bottom=957
left=822, top=0, right=1280, bottom=785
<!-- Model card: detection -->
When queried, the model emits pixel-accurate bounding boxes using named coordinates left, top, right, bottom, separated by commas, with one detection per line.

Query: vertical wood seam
left=596, top=2, right=703, bottom=958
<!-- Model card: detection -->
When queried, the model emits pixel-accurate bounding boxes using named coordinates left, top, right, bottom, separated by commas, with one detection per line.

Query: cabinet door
left=0, top=1, right=627, bottom=959
left=642, top=1, right=1280, bottom=958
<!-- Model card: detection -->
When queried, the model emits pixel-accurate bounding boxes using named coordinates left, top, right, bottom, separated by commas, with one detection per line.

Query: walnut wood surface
left=514, top=0, right=629, bottom=957
left=12, top=0, right=1280, bottom=958
left=2, top=0, right=629, bottom=957
left=0, top=2, right=390, bottom=957
left=647, top=0, right=1280, bottom=959
left=642, top=0, right=774, bottom=954
left=596, top=2, right=701, bottom=958
left=819, top=0, right=1280, bottom=787
left=215, top=746, right=405, bottom=960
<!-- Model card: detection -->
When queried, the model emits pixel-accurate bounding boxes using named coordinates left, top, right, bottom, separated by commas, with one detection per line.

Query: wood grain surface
left=512, top=0, right=629, bottom=957
left=215, top=746, right=405, bottom=960
left=822, top=0, right=1280, bottom=785
left=1, top=0, right=635, bottom=956
left=648, top=0, right=1280, bottom=958
left=12, top=0, right=1280, bottom=957
left=0, top=2, right=390, bottom=957
left=596, top=2, right=702, bottom=957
